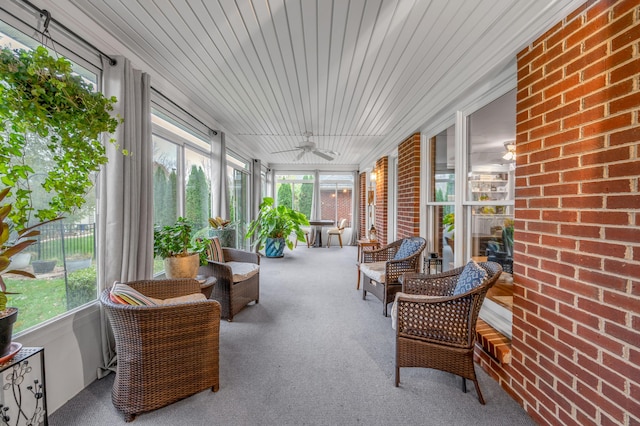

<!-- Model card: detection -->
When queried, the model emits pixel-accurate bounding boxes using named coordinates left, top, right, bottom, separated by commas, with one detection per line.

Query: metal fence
left=30, top=223, right=95, bottom=261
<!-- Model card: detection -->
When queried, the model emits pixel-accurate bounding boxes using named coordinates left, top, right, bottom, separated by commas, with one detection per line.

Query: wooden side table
left=356, top=239, right=380, bottom=289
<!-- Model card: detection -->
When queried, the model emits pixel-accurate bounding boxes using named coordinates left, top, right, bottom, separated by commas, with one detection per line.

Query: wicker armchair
left=198, top=247, right=260, bottom=321
left=394, top=262, right=502, bottom=404
left=360, top=237, right=426, bottom=316
left=100, top=279, right=221, bottom=421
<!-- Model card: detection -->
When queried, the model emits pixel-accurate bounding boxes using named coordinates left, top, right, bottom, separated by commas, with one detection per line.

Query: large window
left=319, top=174, right=354, bottom=227
left=151, top=110, right=213, bottom=275
left=465, top=90, right=515, bottom=268
left=427, top=125, right=456, bottom=271
left=227, top=153, right=250, bottom=249
left=1, top=20, right=102, bottom=333
left=275, top=174, right=314, bottom=218
left=427, top=90, right=515, bottom=338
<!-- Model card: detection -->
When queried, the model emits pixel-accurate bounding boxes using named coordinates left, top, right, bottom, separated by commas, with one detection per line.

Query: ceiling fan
left=271, top=132, right=339, bottom=161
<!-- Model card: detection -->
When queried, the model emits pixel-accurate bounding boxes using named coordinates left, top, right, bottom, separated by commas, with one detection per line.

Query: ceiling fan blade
left=295, top=150, right=306, bottom=161
left=271, top=148, right=301, bottom=154
left=312, top=150, right=334, bottom=161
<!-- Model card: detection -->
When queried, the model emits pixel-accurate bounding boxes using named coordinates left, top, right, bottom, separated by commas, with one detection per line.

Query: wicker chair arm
left=401, top=271, right=461, bottom=296
left=362, top=241, right=401, bottom=262
left=223, top=248, right=260, bottom=264
left=385, top=259, right=420, bottom=283
left=124, top=279, right=202, bottom=300
left=100, top=290, right=221, bottom=327
left=199, top=260, right=234, bottom=281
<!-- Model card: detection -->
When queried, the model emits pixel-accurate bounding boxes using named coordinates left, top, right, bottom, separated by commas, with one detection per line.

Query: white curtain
left=252, top=159, right=262, bottom=219
left=311, top=170, right=321, bottom=219
left=98, top=57, right=153, bottom=376
left=349, top=170, right=359, bottom=245
left=211, top=130, right=228, bottom=218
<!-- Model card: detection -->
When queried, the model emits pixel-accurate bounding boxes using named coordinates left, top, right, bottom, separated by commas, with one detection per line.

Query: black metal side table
left=0, top=346, right=47, bottom=425
left=424, top=256, right=443, bottom=274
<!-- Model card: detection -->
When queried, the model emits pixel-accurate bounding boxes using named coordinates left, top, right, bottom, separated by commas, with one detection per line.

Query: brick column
left=397, top=133, right=421, bottom=239
left=497, top=1, right=640, bottom=424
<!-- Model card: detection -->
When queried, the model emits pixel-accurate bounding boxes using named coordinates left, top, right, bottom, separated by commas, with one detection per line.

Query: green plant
left=442, top=212, right=455, bottom=232
left=208, top=216, right=235, bottom=229
left=153, top=217, right=207, bottom=265
left=66, top=266, right=97, bottom=310
left=245, top=197, right=309, bottom=252
left=0, top=46, right=122, bottom=229
left=0, top=187, right=59, bottom=311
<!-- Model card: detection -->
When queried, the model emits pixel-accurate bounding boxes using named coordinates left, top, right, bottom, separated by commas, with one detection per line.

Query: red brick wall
left=375, top=157, right=389, bottom=245
left=506, top=1, right=640, bottom=424
left=360, top=172, right=367, bottom=240
left=320, top=189, right=352, bottom=226
left=397, top=133, right=421, bottom=238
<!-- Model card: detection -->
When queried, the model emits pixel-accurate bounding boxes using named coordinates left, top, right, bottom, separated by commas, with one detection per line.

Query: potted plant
left=154, top=217, right=207, bottom=278
left=0, top=45, right=121, bottom=353
left=245, top=197, right=309, bottom=258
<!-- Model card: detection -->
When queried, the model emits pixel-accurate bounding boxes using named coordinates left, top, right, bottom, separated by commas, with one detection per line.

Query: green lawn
left=5, top=276, right=68, bottom=333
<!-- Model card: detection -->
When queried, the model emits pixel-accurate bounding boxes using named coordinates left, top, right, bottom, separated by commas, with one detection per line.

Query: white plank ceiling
left=51, top=0, right=582, bottom=168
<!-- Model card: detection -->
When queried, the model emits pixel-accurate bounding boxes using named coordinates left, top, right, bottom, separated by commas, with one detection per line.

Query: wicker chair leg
left=124, top=413, right=135, bottom=422
left=395, top=367, right=400, bottom=387
left=461, top=377, right=467, bottom=393
left=473, top=379, right=485, bottom=405
left=212, top=384, right=219, bottom=392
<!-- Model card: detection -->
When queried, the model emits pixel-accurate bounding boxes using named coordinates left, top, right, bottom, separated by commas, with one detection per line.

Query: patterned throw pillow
left=452, top=260, right=488, bottom=295
left=109, top=282, right=158, bottom=306
left=207, top=236, right=225, bottom=263
left=393, top=238, right=422, bottom=260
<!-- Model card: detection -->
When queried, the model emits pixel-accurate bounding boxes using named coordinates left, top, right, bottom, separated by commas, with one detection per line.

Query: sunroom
left=0, top=0, right=638, bottom=425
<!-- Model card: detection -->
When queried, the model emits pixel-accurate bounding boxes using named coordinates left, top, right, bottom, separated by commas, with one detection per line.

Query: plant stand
left=0, top=347, right=47, bottom=424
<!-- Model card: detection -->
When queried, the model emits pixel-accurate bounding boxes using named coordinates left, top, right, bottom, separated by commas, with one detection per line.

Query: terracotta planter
left=164, top=254, right=199, bottom=278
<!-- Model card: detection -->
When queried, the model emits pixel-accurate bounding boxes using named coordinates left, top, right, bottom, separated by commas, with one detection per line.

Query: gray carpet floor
left=50, top=245, right=535, bottom=426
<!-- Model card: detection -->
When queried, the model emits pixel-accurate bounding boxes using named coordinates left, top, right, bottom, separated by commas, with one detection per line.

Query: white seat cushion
left=159, top=293, right=207, bottom=305
left=226, top=261, right=260, bottom=282
left=360, top=261, right=386, bottom=284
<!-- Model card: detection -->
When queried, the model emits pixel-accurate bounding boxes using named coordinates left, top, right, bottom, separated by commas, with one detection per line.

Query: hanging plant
left=0, top=45, right=123, bottom=336
left=0, top=46, right=123, bottom=229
